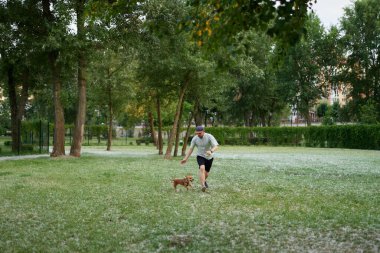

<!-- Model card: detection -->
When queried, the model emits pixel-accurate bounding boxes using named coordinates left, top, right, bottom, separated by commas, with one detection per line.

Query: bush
left=136, top=137, right=152, bottom=145
left=206, top=125, right=380, bottom=150
left=21, top=144, right=34, bottom=151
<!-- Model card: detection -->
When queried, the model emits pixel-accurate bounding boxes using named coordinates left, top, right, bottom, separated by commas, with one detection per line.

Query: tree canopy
left=0, top=0, right=379, bottom=157
left=185, top=0, right=315, bottom=48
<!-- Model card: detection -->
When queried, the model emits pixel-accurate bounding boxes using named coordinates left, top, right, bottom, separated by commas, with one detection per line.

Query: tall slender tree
left=70, top=0, right=88, bottom=157
left=42, top=0, right=68, bottom=157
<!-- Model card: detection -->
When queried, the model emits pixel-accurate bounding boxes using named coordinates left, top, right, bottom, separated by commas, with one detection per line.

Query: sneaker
left=204, top=181, right=209, bottom=188
left=201, top=186, right=207, bottom=192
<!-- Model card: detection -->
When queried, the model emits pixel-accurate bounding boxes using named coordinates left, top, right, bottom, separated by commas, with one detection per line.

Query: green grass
left=0, top=146, right=379, bottom=252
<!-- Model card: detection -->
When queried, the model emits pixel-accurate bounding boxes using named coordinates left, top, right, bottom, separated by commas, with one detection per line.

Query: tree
left=340, top=0, right=380, bottom=122
left=88, top=47, right=137, bottom=151
left=70, top=0, right=88, bottom=157
left=318, top=26, right=345, bottom=99
left=185, top=0, right=315, bottom=48
left=359, top=99, right=378, bottom=124
left=41, top=0, right=72, bottom=157
left=0, top=0, right=43, bottom=153
left=221, top=30, right=286, bottom=127
left=276, top=14, right=325, bottom=126
left=316, top=102, right=328, bottom=118
left=137, top=0, right=194, bottom=158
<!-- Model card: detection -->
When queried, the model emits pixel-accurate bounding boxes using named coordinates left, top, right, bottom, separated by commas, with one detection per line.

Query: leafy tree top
left=184, top=0, right=315, bottom=48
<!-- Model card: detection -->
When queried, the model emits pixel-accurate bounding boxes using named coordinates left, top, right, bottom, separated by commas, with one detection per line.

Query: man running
left=181, top=126, right=219, bottom=192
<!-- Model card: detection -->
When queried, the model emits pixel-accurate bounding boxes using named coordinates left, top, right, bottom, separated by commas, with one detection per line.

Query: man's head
left=195, top=126, right=205, bottom=138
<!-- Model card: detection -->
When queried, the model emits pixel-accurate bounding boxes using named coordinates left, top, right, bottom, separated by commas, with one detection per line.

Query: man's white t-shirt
left=190, top=133, right=219, bottom=160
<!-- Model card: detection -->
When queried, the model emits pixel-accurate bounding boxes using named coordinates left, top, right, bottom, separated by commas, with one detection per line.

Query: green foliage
left=206, top=125, right=380, bottom=150
left=359, top=100, right=378, bottom=124
left=321, top=105, right=334, bottom=126
left=186, top=0, right=313, bottom=48
left=338, top=103, right=353, bottom=123
left=304, top=125, right=380, bottom=149
left=341, top=0, right=380, bottom=122
left=319, top=102, right=340, bottom=126
left=19, top=120, right=49, bottom=145
left=221, top=30, right=287, bottom=127
left=0, top=102, right=10, bottom=134
left=86, top=125, right=109, bottom=139
left=276, top=15, right=325, bottom=125
left=316, top=103, right=328, bottom=118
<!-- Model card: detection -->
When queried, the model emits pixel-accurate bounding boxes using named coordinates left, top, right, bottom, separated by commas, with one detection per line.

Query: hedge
left=202, top=125, right=380, bottom=150
left=7, top=122, right=380, bottom=150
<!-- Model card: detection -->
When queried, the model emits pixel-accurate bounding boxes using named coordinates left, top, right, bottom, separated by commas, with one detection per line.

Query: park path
left=0, top=153, right=49, bottom=161
left=2, top=147, right=379, bottom=164
left=0, top=147, right=156, bottom=161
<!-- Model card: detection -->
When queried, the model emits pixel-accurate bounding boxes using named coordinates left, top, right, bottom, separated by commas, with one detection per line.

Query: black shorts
left=197, top=156, right=214, bottom=172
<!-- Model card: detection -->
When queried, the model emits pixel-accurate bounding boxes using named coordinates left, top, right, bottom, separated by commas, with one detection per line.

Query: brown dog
left=172, top=175, right=194, bottom=191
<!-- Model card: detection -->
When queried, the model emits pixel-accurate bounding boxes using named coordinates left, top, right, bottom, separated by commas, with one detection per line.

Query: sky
left=311, top=0, right=354, bottom=28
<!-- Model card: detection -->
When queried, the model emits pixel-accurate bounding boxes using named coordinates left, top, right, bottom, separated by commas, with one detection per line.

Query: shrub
left=206, top=125, right=380, bottom=150
left=21, top=144, right=34, bottom=151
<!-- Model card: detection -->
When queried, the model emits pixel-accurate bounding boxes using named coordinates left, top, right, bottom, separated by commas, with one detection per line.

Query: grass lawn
left=0, top=146, right=379, bottom=252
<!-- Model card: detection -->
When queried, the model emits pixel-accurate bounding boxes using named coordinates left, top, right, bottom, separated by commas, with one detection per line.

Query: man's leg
left=204, top=158, right=213, bottom=188
left=199, top=165, right=206, bottom=188
left=204, top=171, right=209, bottom=188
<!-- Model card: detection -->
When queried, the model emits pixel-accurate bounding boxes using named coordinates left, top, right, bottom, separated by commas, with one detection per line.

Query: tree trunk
left=49, top=52, right=66, bottom=157
left=306, top=113, right=311, bottom=126
left=70, top=1, right=87, bottom=157
left=148, top=110, right=157, bottom=146
left=7, top=64, right=21, bottom=153
left=164, top=77, right=190, bottom=159
left=244, top=111, right=251, bottom=127
left=106, top=81, right=113, bottom=151
left=6, top=64, right=32, bottom=153
left=156, top=95, right=163, bottom=155
left=18, top=70, right=30, bottom=119
left=193, top=100, right=203, bottom=126
left=42, top=0, right=65, bottom=156
left=70, top=54, right=87, bottom=156
left=301, top=108, right=311, bottom=126
left=260, top=114, right=266, bottom=127
left=173, top=95, right=185, bottom=157
left=106, top=107, right=113, bottom=151
left=181, top=110, right=194, bottom=156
